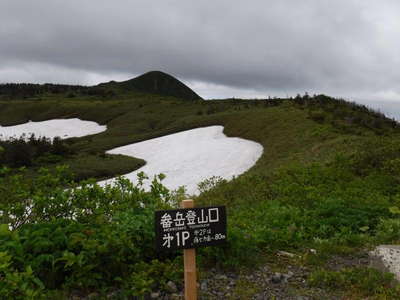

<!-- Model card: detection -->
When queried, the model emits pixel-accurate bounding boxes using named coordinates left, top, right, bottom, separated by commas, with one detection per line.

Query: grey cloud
left=0, top=0, right=399, bottom=104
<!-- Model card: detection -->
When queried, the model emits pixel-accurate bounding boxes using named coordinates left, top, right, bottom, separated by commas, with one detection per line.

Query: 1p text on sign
left=155, top=206, right=227, bottom=251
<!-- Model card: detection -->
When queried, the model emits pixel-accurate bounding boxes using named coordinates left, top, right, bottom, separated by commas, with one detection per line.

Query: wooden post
left=181, top=199, right=197, bottom=300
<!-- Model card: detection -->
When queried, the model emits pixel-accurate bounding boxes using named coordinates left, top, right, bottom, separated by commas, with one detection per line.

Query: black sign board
left=155, top=206, right=227, bottom=251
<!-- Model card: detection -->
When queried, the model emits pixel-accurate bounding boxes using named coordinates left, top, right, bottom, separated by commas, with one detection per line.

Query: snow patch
left=99, top=126, right=263, bottom=195
left=0, top=118, right=106, bottom=140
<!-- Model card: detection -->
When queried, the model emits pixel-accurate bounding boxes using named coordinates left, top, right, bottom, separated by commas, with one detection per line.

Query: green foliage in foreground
left=2, top=136, right=400, bottom=297
left=0, top=167, right=182, bottom=298
left=3, top=133, right=400, bottom=298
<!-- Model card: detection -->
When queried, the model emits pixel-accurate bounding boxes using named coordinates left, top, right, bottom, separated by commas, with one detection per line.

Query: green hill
left=1, top=76, right=400, bottom=298
left=0, top=70, right=202, bottom=101
left=106, top=70, right=202, bottom=101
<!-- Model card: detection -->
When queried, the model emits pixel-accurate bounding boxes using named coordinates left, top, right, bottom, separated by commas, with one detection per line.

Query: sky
left=1, top=1, right=399, bottom=117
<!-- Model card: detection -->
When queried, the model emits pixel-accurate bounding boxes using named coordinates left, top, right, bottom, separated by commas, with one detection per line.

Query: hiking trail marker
left=155, top=200, right=227, bottom=300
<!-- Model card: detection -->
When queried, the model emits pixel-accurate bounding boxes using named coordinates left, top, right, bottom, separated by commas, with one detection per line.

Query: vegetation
left=0, top=83, right=119, bottom=101
left=0, top=135, right=143, bottom=182
left=309, top=267, right=400, bottom=298
left=0, top=168, right=183, bottom=298
left=0, top=71, right=201, bottom=101
left=1, top=73, right=400, bottom=297
left=2, top=137, right=400, bottom=297
left=114, top=71, right=202, bottom=101
left=0, top=135, right=72, bottom=168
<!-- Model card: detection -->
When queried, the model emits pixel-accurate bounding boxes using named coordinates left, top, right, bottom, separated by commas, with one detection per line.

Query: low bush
left=0, top=167, right=180, bottom=297
left=0, top=135, right=73, bottom=168
left=0, top=250, right=45, bottom=300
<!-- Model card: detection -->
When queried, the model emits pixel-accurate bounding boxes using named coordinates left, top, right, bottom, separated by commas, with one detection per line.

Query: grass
left=2, top=89, right=400, bottom=297
left=309, top=267, right=400, bottom=298
left=51, top=153, right=144, bottom=182
left=0, top=95, right=381, bottom=181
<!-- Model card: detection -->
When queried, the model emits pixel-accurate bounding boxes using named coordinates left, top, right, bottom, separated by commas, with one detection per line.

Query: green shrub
left=0, top=167, right=179, bottom=295
left=122, top=259, right=182, bottom=296
left=0, top=134, right=73, bottom=168
left=0, top=250, right=45, bottom=299
left=375, top=217, right=400, bottom=244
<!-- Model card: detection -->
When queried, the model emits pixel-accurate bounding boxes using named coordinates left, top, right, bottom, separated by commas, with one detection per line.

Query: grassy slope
left=0, top=95, right=376, bottom=182
left=2, top=93, right=400, bottom=297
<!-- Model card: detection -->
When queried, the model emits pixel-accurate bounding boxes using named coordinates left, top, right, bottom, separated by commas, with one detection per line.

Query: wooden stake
left=181, top=199, right=197, bottom=300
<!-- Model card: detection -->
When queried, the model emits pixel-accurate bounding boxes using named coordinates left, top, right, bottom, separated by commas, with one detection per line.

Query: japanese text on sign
left=155, top=206, right=226, bottom=251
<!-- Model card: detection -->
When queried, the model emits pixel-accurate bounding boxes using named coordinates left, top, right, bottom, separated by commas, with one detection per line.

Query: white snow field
left=99, top=126, right=264, bottom=195
left=0, top=118, right=106, bottom=140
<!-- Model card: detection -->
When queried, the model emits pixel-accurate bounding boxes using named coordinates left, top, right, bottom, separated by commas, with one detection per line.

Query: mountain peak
left=120, top=71, right=202, bottom=100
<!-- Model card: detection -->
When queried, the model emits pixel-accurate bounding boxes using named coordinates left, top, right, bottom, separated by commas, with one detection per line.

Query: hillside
left=1, top=81, right=400, bottom=298
left=105, top=71, right=202, bottom=101
left=0, top=70, right=202, bottom=101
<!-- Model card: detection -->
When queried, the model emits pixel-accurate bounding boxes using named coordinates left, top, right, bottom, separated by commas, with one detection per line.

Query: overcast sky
left=1, top=1, right=399, bottom=116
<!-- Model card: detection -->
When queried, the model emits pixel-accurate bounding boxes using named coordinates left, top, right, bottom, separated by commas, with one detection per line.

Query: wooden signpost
left=155, top=200, right=227, bottom=300
left=182, top=200, right=197, bottom=300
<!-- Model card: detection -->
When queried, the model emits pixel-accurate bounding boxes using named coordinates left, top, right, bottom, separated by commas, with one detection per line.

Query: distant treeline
left=0, top=83, right=115, bottom=100
left=0, top=134, right=73, bottom=168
